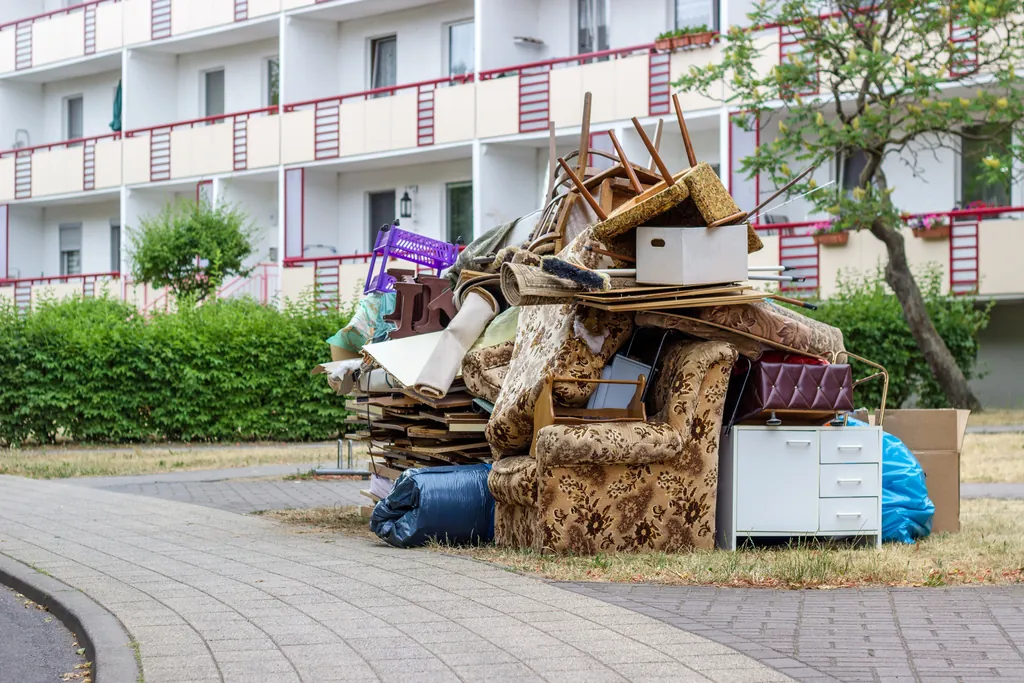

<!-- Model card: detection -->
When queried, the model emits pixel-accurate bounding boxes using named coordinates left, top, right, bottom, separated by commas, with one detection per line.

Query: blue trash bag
left=848, top=417, right=934, bottom=543
left=370, top=464, right=494, bottom=548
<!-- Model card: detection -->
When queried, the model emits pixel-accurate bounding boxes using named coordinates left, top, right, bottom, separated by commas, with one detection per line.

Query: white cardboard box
left=636, top=224, right=748, bottom=286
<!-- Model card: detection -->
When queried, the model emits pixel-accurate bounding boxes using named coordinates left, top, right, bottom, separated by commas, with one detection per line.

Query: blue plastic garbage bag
left=370, top=464, right=494, bottom=548
left=847, top=417, right=934, bottom=543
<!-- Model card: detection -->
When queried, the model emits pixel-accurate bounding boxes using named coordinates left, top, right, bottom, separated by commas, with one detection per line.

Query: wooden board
left=359, top=489, right=381, bottom=503
left=583, top=293, right=766, bottom=312
left=576, top=284, right=748, bottom=303
left=400, top=389, right=474, bottom=409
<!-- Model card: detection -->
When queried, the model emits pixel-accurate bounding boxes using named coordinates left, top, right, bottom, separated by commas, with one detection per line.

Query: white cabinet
left=717, top=425, right=883, bottom=550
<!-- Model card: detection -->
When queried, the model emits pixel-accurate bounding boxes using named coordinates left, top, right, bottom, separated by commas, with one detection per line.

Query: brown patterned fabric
left=699, top=301, right=847, bottom=362
left=636, top=311, right=765, bottom=359
left=462, top=341, right=513, bottom=403
left=488, top=456, right=537, bottom=506
left=487, top=340, right=738, bottom=554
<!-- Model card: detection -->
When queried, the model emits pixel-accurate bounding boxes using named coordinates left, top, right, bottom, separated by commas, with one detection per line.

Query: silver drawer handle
left=836, top=478, right=863, bottom=484
left=786, top=439, right=812, bottom=445
left=837, top=445, right=863, bottom=450
left=836, top=512, right=862, bottom=518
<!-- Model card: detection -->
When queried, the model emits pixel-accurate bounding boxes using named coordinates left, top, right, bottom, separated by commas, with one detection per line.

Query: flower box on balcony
left=672, top=35, right=691, bottom=48
left=912, top=224, right=950, bottom=240
left=654, top=37, right=674, bottom=51
left=814, top=231, right=849, bottom=246
left=689, top=31, right=715, bottom=47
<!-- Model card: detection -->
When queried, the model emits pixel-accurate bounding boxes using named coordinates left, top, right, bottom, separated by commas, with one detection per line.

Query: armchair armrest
left=650, top=340, right=738, bottom=437
left=534, top=421, right=682, bottom=468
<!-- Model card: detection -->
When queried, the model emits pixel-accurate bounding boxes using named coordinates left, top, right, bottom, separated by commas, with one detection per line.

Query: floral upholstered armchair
left=487, top=339, right=738, bottom=554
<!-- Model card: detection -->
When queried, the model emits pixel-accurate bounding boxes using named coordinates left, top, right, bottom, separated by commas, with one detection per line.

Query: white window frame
left=201, top=67, right=226, bottom=119
left=368, top=34, right=398, bottom=92
left=444, top=19, right=474, bottom=79
left=264, top=56, right=280, bottom=108
left=64, top=94, right=84, bottom=142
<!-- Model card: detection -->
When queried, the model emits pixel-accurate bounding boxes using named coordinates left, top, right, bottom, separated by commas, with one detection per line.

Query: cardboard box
left=636, top=224, right=747, bottom=286
left=860, top=409, right=970, bottom=533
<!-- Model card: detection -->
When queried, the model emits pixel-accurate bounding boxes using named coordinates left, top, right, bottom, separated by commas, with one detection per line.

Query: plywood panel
left=475, top=76, right=520, bottom=138
left=0, top=157, right=14, bottom=201
left=434, top=83, right=476, bottom=144
left=339, top=101, right=367, bottom=156
left=389, top=92, right=418, bottom=150
left=549, top=67, right=583, bottom=129
left=32, top=147, right=84, bottom=196
left=122, top=136, right=151, bottom=184
left=94, top=139, right=122, bottom=188
left=281, top=109, right=315, bottom=164
left=246, top=115, right=280, bottom=169
left=33, top=12, right=85, bottom=66
left=95, top=2, right=124, bottom=53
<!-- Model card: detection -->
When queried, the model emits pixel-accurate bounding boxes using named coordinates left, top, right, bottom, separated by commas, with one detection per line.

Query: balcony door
left=370, top=36, right=397, bottom=95
left=204, top=69, right=225, bottom=118
left=578, top=0, right=609, bottom=55
left=65, top=95, right=83, bottom=142
left=59, top=224, right=82, bottom=276
left=446, top=181, right=473, bottom=245
left=368, top=190, right=396, bottom=249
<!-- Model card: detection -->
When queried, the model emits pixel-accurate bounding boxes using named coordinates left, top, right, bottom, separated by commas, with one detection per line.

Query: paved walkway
left=0, top=476, right=786, bottom=683
left=565, top=583, right=1024, bottom=683
left=64, top=465, right=367, bottom=514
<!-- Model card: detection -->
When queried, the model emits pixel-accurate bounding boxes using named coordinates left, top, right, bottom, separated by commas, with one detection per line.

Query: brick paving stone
left=0, top=476, right=784, bottom=683
left=561, top=582, right=1024, bottom=682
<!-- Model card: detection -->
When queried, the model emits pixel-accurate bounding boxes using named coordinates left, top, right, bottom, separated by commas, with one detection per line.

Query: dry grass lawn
left=268, top=499, right=1024, bottom=588
left=962, top=433, right=1024, bottom=483
left=969, top=409, right=1024, bottom=427
left=0, top=443, right=351, bottom=479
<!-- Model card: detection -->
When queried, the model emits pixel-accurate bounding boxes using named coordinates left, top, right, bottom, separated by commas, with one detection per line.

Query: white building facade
left=0, top=0, right=1020, bottom=405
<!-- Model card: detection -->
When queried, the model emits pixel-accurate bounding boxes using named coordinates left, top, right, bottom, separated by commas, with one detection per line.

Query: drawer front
left=735, top=429, right=819, bottom=532
left=819, top=463, right=880, bottom=498
left=820, top=428, right=881, bottom=464
left=818, top=497, right=880, bottom=532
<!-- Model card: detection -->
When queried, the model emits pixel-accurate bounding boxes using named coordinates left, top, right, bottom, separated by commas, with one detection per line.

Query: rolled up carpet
left=500, top=262, right=591, bottom=307
left=413, top=287, right=499, bottom=400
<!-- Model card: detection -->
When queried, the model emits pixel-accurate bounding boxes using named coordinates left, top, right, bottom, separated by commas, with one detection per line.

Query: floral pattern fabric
left=487, top=340, right=738, bottom=554
left=462, top=341, right=514, bottom=403
left=699, top=301, right=847, bottom=362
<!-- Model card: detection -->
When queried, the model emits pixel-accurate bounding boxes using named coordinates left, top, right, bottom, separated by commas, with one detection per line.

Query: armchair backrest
left=649, top=340, right=739, bottom=437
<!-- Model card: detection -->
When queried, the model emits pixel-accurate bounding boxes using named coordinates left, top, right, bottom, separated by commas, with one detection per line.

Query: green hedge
left=0, top=296, right=349, bottom=445
left=804, top=268, right=990, bottom=410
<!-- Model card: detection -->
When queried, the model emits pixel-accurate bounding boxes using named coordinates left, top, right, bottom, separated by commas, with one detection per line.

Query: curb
left=0, top=553, right=140, bottom=683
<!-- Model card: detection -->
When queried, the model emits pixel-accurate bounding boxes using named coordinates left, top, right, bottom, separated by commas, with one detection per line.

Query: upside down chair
left=486, top=339, right=738, bottom=554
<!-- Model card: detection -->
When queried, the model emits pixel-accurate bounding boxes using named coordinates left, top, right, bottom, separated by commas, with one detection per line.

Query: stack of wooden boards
left=346, top=384, right=491, bottom=512
left=573, top=282, right=767, bottom=312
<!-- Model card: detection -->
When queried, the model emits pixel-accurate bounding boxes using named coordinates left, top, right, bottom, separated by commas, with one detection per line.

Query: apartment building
left=0, top=0, right=1019, bottom=405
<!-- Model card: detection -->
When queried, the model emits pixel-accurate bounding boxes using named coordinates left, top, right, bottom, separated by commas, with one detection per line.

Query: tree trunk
left=869, top=220, right=982, bottom=411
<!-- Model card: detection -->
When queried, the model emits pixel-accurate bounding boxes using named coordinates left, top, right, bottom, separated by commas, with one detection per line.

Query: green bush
left=803, top=267, right=990, bottom=410
left=0, top=296, right=350, bottom=445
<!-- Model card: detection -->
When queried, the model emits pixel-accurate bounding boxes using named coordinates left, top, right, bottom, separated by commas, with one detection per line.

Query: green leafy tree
left=128, top=199, right=256, bottom=304
left=675, top=0, right=1024, bottom=410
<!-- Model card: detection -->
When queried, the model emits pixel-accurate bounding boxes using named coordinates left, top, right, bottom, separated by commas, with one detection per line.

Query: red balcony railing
left=752, top=205, right=1024, bottom=296
left=478, top=43, right=664, bottom=133
left=218, top=263, right=279, bottom=303
left=282, top=74, right=474, bottom=160
left=0, top=0, right=122, bottom=71
left=124, top=105, right=278, bottom=182
left=0, top=271, right=119, bottom=312
left=0, top=132, right=121, bottom=200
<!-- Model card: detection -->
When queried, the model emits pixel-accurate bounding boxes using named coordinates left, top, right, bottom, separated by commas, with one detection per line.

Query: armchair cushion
left=534, top=422, right=682, bottom=468
left=488, top=456, right=536, bottom=507
left=462, top=340, right=513, bottom=403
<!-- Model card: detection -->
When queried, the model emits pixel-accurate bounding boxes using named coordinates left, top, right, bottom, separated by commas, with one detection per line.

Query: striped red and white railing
left=282, top=73, right=474, bottom=160
left=0, top=271, right=120, bottom=312
left=123, top=105, right=278, bottom=182
left=0, top=0, right=122, bottom=71
left=0, top=132, right=122, bottom=200
left=217, top=263, right=279, bottom=304
left=477, top=43, right=672, bottom=133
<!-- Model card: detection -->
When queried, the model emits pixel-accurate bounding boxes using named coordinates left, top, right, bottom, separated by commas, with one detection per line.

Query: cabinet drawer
left=819, top=464, right=880, bottom=498
left=818, top=497, right=880, bottom=532
left=820, top=428, right=880, bottom=464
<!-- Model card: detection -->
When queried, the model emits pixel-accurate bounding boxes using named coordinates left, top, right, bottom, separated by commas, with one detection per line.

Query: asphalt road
left=0, top=583, right=86, bottom=683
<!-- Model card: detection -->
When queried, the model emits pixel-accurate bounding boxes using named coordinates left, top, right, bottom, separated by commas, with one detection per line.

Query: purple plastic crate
left=364, top=222, right=460, bottom=294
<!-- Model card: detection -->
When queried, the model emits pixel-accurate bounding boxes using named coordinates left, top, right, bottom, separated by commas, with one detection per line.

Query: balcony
left=0, top=133, right=122, bottom=200
left=0, top=271, right=120, bottom=311
left=750, top=206, right=1024, bottom=299
left=0, top=1, right=124, bottom=77
left=123, top=106, right=279, bottom=184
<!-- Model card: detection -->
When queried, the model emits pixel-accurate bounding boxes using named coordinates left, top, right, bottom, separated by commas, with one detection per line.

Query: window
left=370, top=36, right=397, bottom=94
left=675, top=0, right=719, bottom=31
left=446, top=182, right=473, bottom=245
left=65, top=95, right=83, bottom=141
left=110, top=221, right=121, bottom=273
left=578, top=0, right=609, bottom=54
left=961, top=123, right=1012, bottom=207
left=266, top=57, right=280, bottom=107
left=839, top=149, right=868, bottom=194
left=204, top=69, right=225, bottom=118
left=447, top=21, right=474, bottom=78
left=59, top=224, right=82, bottom=276
left=367, top=190, right=396, bottom=248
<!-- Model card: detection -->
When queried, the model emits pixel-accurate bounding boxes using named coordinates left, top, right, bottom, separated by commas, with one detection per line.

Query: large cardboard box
left=875, top=409, right=970, bottom=533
